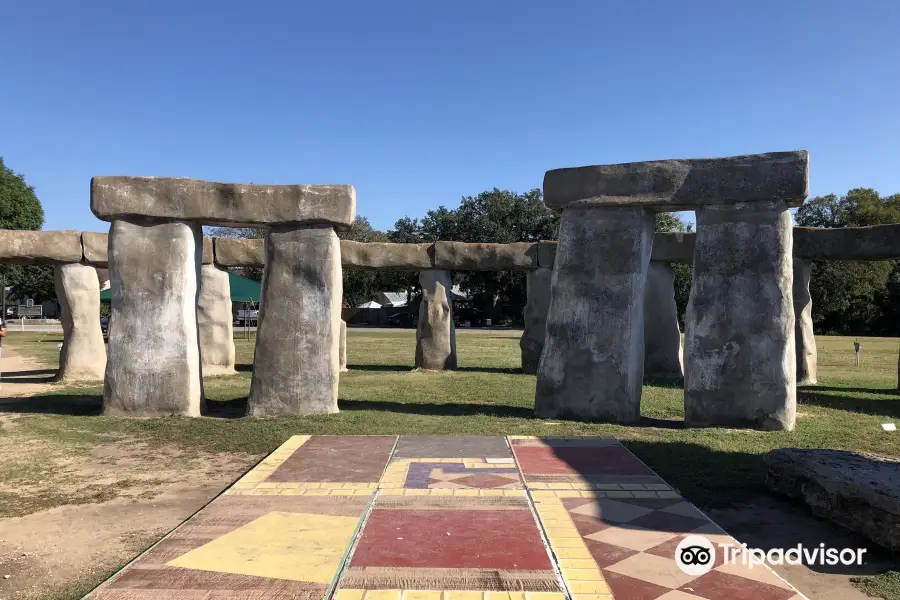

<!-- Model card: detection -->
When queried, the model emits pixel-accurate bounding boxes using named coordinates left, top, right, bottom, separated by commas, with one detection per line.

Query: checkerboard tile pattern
left=87, top=435, right=810, bottom=600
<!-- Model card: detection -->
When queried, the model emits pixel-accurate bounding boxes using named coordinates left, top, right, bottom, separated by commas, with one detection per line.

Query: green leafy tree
left=795, top=188, right=900, bottom=334
left=654, top=212, right=693, bottom=324
left=0, top=158, right=53, bottom=305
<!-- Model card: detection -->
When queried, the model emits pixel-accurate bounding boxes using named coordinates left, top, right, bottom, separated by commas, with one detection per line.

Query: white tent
left=357, top=301, right=382, bottom=308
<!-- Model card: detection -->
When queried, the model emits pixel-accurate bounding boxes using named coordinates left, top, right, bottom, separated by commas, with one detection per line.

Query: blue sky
left=2, top=1, right=898, bottom=233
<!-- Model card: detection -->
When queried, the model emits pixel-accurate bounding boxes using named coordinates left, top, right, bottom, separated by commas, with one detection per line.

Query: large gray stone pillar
left=643, top=261, right=684, bottom=381
left=535, top=207, right=653, bottom=423
left=521, top=267, right=552, bottom=374
left=248, top=226, right=342, bottom=416
left=54, top=263, right=106, bottom=381
left=340, top=319, right=348, bottom=372
left=793, top=258, right=817, bottom=385
left=684, top=201, right=796, bottom=430
left=104, top=219, right=203, bottom=417
left=415, top=269, right=456, bottom=370
left=198, top=264, right=236, bottom=376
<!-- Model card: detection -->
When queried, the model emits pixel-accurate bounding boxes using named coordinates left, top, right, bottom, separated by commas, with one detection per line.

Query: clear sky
left=2, top=0, right=898, bottom=234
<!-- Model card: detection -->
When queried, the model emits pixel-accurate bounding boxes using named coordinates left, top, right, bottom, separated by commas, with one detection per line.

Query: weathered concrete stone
left=92, top=177, right=356, bottom=229
left=54, top=263, right=106, bottom=381
left=643, top=262, right=683, bottom=381
left=651, top=232, right=695, bottom=263
left=684, top=201, right=796, bottom=430
left=520, top=267, right=552, bottom=374
left=103, top=219, right=203, bottom=416
left=0, top=230, right=82, bottom=264
left=544, top=151, right=808, bottom=210
left=795, top=224, right=900, bottom=260
left=341, top=240, right=432, bottom=270
left=433, top=242, right=538, bottom=271
left=202, top=236, right=213, bottom=264
left=764, top=448, right=900, bottom=550
left=536, top=241, right=557, bottom=269
left=793, top=258, right=817, bottom=385
left=535, top=207, right=653, bottom=422
left=213, top=238, right=265, bottom=267
left=81, top=232, right=110, bottom=267
left=198, top=264, right=236, bottom=376
left=248, top=226, right=342, bottom=416
left=415, top=269, right=456, bottom=370
left=340, top=319, right=348, bottom=372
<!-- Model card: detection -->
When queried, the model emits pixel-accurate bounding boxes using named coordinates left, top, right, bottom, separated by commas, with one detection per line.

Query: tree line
left=1, top=157, right=897, bottom=335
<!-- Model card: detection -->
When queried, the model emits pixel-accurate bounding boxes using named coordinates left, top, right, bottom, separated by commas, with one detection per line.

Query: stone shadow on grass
left=0, top=368, right=58, bottom=384
left=348, top=364, right=524, bottom=374
left=0, top=394, right=102, bottom=416
left=799, top=390, right=900, bottom=418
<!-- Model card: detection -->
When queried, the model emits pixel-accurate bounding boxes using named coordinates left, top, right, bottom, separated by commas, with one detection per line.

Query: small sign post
left=854, top=340, right=861, bottom=367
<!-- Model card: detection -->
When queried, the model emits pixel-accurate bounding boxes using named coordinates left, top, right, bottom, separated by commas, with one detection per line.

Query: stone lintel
left=433, top=241, right=538, bottom=271
left=213, top=237, right=265, bottom=268
left=91, top=177, right=356, bottom=229
left=543, top=151, right=809, bottom=210
left=81, top=232, right=110, bottom=267
left=340, top=240, right=432, bottom=270
left=651, top=232, right=696, bottom=263
left=794, top=224, right=900, bottom=260
left=0, top=229, right=82, bottom=265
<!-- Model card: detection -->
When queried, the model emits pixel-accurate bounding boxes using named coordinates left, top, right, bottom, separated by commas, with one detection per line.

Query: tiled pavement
left=85, top=435, right=808, bottom=600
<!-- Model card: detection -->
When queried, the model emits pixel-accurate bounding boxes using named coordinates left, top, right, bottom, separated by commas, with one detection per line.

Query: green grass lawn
left=4, top=328, right=899, bottom=509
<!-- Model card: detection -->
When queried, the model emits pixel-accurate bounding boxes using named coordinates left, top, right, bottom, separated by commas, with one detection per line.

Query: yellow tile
left=502, top=490, right=523, bottom=496
left=559, top=559, right=597, bottom=570
left=256, top=482, right=279, bottom=489
left=554, top=491, right=582, bottom=498
left=605, top=491, right=634, bottom=499
left=590, top=484, right=621, bottom=490
left=352, top=489, right=374, bottom=495
left=330, top=490, right=355, bottom=496
left=405, top=489, right=430, bottom=496
left=657, top=491, right=681, bottom=498
left=453, top=489, right=479, bottom=496
left=562, top=569, right=604, bottom=581
left=337, top=590, right=365, bottom=600
left=167, top=511, right=358, bottom=583
left=365, top=591, right=402, bottom=600
left=446, top=592, right=483, bottom=600
left=431, top=489, right=454, bottom=496
left=507, top=593, right=525, bottom=600
left=568, top=582, right=611, bottom=595
left=548, top=537, right=584, bottom=548
left=480, top=490, right=504, bottom=496
left=402, top=591, right=443, bottom=600
left=557, top=547, right=592, bottom=559
left=631, top=491, right=658, bottom=498
left=551, top=483, right=574, bottom=489
left=570, top=595, right=613, bottom=600
left=305, top=489, right=330, bottom=496
left=379, top=489, right=404, bottom=495
left=485, top=593, right=511, bottom=600
left=525, top=594, right=565, bottom=600
left=644, top=484, right=672, bottom=491
left=530, top=491, right=556, bottom=500
left=620, top=484, right=646, bottom=490
left=546, top=526, right=579, bottom=536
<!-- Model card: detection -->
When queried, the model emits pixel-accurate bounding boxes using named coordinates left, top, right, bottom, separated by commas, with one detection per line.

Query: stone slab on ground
left=0, top=229, right=83, bottom=264
left=764, top=448, right=900, bottom=551
left=543, top=150, right=809, bottom=210
left=86, top=436, right=809, bottom=600
left=91, top=177, right=357, bottom=229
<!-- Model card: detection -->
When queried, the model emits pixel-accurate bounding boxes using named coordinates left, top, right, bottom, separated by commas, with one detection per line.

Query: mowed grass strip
left=3, top=328, right=900, bottom=509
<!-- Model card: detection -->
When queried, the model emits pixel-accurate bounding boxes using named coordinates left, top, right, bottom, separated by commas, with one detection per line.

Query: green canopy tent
left=99, top=272, right=261, bottom=302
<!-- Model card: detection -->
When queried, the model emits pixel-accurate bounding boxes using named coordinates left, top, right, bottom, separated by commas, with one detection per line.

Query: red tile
left=601, top=570, right=673, bottom=600
left=583, top=539, right=639, bottom=568
left=645, top=536, right=727, bottom=569
left=679, top=570, right=797, bottom=600
left=568, top=512, right=610, bottom=538
left=514, top=446, right=656, bottom=477
left=350, top=509, right=551, bottom=570
left=267, top=436, right=396, bottom=483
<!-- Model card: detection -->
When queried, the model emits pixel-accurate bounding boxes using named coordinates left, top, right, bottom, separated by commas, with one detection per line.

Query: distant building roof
left=378, top=291, right=408, bottom=307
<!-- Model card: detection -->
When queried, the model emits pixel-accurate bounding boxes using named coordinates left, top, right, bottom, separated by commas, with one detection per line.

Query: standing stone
left=535, top=207, right=654, bottom=422
left=684, top=201, right=796, bottom=430
left=104, top=219, right=203, bottom=416
left=340, top=319, right=348, bottom=372
left=415, top=269, right=456, bottom=370
left=643, top=261, right=683, bottom=381
left=54, top=263, right=106, bottom=381
left=794, top=258, right=817, bottom=385
left=520, top=267, right=552, bottom=374
left=248, top=226, right=342, bottom=416
left=198, top=264, right=236, bottom=376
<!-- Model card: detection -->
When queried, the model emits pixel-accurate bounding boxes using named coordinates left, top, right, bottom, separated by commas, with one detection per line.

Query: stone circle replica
left=4, top=149, right=900, bottom=430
